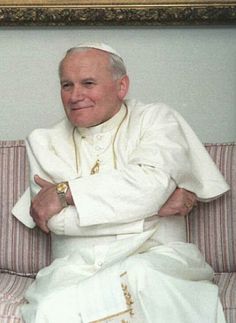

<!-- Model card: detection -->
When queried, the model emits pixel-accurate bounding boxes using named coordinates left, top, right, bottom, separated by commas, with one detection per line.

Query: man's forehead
left=60, top=52, right=113, bottom=80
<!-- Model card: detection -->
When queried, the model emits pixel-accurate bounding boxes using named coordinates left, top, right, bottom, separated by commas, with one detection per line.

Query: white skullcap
left=74, top=42, right=123, bottom=61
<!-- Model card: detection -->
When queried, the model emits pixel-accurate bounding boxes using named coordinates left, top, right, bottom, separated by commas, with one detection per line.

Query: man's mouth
left=71, top=105, right=93, bottom=111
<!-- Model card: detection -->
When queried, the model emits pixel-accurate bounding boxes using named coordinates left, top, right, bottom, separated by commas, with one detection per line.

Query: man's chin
left=69, top=118, right=96, bottom=128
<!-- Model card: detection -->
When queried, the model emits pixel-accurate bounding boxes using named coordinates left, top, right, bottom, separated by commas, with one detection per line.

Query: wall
left=0, top=26, right=235, bottom=142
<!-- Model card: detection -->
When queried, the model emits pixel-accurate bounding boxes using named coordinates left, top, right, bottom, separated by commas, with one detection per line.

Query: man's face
left=60, top=49, right=129, bottom=128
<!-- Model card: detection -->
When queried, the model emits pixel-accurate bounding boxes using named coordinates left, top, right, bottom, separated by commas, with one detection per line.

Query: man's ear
left=117, top=75, right=129, bottom=100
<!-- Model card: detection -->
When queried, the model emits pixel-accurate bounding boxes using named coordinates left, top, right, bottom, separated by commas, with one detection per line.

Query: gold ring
left=184, top=202, right=192, bottom=209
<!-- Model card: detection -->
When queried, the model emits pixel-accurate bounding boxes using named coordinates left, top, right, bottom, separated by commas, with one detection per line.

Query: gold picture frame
left=0, top=1, right=235, bottom=26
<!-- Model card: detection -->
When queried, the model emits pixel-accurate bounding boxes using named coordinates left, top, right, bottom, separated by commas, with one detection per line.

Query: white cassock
left=12, top=99, right=229, bottom=323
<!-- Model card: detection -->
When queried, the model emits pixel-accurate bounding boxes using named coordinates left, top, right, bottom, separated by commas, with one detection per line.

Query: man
left=13, top=42, right=229, bottom=323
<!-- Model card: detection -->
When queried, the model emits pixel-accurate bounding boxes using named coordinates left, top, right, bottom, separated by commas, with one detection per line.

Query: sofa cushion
left=187, top=143, right=236, bottom=273
left=0, top=272, right=33, bottom=323
left=0, top=141, right=51, bottom=276
left=214, top=273, right=236, bottom=323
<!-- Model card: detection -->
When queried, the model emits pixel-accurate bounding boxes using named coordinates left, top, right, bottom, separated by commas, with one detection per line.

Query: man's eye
left=83, top=81, right=95, bottom=87
left=61, top=83, right=72, bottom=90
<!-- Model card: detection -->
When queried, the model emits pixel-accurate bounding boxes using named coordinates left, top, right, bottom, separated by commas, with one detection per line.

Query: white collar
left=77, top=103, right=127, bottom=137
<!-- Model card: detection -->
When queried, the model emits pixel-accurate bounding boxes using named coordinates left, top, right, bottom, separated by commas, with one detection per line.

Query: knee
left=122, top=254, right=154, bottom=282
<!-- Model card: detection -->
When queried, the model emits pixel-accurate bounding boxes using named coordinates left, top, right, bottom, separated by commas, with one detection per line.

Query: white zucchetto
left=74, top=42, right=123, bottom=60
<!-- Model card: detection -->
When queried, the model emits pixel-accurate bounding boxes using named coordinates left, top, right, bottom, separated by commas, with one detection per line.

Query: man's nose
left=71, top=85, right=84, bottom=102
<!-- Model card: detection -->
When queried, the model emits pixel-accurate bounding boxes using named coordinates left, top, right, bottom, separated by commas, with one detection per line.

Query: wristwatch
left=56, top=182, right=69, bottom=208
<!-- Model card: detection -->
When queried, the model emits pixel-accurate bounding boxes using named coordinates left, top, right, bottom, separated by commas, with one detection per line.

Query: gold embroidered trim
left=120, top=271, right=127, bottom=277
left=121, top=283, right=134, bottom=317
left=89, top=271, right=134, bottom=323
left=89, top=309, right=131, bottom=323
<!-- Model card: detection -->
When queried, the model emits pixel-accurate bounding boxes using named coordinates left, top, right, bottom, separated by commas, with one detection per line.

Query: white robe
left=12, top=99, right=229, bottom=323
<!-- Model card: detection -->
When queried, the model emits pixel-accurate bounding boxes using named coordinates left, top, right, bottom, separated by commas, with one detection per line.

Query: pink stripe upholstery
left=0, top=273, right=33, bottom=322
left=187, top=143, right=236, bottom=273
left=0, top=141, right=51, bottom=276
left=224, top=310, right=236, bottom=323
left=214, top=273, right=236, bottom=323
left=214, top=273, right=236, bottom=310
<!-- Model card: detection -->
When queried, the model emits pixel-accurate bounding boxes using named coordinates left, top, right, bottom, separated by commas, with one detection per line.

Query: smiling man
left=60, top=48, right=129, bottom=128
left=13, top=42, right=229, bottom=323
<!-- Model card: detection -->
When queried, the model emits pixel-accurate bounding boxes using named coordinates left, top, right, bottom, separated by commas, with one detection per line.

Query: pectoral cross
left=90, top=159, right=100, bottom=175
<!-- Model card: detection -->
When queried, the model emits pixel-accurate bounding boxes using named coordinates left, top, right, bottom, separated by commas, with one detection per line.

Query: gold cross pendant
left=90, top=159, right=100, bottom=175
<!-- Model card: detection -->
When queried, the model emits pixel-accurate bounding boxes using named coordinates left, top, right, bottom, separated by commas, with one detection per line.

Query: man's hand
left=30, top=175, right=63, bottom=233
left=158, top=188, right=197, bottom=217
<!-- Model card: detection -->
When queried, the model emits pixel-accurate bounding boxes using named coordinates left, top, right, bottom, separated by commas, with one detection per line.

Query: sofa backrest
left=187, top=143, right=236, bottom=273
left=0, top=141, right=51, bottom=277
left=0, top=140, right=235, bottom=276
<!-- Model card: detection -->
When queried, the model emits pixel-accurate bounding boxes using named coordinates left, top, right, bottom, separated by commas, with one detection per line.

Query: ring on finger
left=184, top=202, right=193, bottom=209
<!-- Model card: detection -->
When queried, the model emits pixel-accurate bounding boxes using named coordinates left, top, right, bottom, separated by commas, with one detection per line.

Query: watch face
left=57, top=182, right=68, bottom=193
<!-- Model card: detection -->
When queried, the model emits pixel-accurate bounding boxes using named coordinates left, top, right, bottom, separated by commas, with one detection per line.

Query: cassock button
left=97, top=261, right=103, bottom=267
left=96, top=135, right=103, bottom=140
left=95, top=145, right=104, bottom=151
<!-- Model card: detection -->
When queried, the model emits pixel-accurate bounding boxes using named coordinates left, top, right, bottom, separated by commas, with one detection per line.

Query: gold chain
left=72, top=126, right=79, bottom=174
left=72, top=103, right=128, bottom=175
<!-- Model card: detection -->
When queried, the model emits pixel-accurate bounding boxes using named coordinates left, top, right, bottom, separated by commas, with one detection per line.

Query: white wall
left=0, top=26, right=235, bottom=142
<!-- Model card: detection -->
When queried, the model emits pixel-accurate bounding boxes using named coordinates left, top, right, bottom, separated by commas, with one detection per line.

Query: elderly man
left=13, top=43, right=229, bottom=323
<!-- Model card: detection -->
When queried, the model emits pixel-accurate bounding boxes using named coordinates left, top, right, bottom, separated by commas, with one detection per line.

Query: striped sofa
left=0, top=140, right=235, bottom=323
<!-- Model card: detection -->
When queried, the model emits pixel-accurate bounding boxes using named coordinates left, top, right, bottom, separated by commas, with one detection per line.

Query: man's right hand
left=30, top=175, right=63, bottom=233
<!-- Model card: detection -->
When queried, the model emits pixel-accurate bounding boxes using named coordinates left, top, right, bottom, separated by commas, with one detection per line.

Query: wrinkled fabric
left=12, top=100, right=229, bottom=322
left=21, top=242, right=225, bottom=323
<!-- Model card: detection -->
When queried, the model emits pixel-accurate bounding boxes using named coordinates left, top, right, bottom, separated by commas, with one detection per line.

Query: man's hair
left=58, top=47, right=127, bottom=80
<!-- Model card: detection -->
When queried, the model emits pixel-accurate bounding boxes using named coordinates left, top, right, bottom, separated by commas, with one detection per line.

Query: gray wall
left=0, top=27, right=235, bottom=142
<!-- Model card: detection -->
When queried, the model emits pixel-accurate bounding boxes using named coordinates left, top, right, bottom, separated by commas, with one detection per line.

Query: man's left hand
left=30, top=175, right=63, bottom=233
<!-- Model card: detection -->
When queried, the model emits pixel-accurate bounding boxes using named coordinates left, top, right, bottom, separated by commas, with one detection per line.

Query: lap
left=22, top=242, right=220, bottom=323
left=122, top=242, right=214, bottom=281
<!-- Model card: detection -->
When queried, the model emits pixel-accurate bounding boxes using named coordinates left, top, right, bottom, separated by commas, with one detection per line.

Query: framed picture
left=0, top=0, right=235, bottom=26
